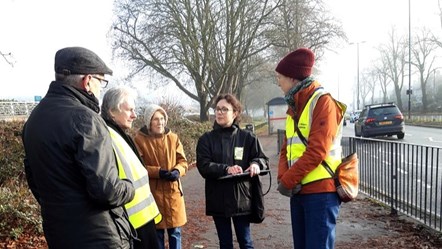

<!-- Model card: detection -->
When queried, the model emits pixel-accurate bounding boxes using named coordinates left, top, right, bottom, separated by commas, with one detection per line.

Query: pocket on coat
left=109, top=207, right=132, bottom=244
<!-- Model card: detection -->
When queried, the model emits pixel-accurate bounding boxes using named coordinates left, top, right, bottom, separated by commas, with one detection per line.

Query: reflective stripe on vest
left=285, top=88, right=346, bottom=185
left=108, top=127, right=162, bottom=228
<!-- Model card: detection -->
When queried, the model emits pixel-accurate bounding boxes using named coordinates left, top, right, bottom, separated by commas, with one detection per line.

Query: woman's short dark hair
left=214, top=93, right=242, bottom=124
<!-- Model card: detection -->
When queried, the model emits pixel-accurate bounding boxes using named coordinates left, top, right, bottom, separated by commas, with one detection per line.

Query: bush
left=0, top=121, right=26, bottom=185
left=0, top=181, right=42, bottom=240
left=0, top=121, right=42, bottom=241
left=168, top=118, right=212, bottom=163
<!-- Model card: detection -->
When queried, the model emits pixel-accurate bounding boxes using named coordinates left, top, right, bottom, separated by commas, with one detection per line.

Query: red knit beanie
left=275, top=48, right=315, bottom=80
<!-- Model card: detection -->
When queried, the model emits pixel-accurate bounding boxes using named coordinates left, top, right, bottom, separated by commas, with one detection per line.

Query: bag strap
left=290, top=87, right=338, bottom=179
left=292, top=116, right=335, bottom=178
left=261, top=170, right=272, bottom=196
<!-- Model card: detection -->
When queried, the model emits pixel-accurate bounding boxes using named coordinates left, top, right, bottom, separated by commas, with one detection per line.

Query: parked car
left=354, top=102, right=405, bottom=139
left=349, top=110, right=361, bottom=123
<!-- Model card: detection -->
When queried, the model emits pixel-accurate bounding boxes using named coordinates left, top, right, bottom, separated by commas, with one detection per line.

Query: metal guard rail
left=277, top=129, right=442, bottom=232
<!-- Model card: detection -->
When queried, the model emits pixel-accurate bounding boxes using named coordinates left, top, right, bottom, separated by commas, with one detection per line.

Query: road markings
left=428, top=137, right=442, bottom=143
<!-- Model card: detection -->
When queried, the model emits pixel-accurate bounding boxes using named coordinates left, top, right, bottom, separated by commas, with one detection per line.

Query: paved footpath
left=181, top=134, right=440, bottom=249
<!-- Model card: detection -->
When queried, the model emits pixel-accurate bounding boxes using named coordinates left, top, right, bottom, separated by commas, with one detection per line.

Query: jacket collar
left=47, top=81, right=100, bottom=113
left=287, top=81, right=321, bottom=118
left=213, top=122, right=239, bottom=132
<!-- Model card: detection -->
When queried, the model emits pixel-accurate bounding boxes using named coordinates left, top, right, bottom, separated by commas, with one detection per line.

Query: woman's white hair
left=101, top=86, right=137, bottom=121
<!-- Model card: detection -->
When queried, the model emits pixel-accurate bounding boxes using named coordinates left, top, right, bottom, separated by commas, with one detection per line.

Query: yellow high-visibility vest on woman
left=108, top=126, right=162, bottom=229
left=285, top=88, right=346, bottom=185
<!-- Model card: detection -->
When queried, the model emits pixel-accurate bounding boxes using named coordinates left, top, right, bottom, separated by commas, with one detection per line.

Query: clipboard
left=218, top=169, right=270, bottom=180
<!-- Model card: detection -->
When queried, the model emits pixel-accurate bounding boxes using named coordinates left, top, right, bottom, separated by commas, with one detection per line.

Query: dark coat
left=22, top=81, right=135, bottom=249
left=196, top=123, right=269, bottom=217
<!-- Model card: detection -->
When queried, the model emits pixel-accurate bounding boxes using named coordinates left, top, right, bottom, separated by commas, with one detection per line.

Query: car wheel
left=397, top=133, right=405, bottom=139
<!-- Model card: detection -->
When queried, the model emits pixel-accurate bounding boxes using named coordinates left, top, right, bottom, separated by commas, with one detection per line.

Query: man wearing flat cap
left=22, top=47, right=136, bottom=249
left=275, top=48, right=346, bottom=249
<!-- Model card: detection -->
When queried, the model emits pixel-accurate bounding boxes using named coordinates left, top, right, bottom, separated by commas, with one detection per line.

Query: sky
left=1, top=0, right=441, bottom=110
left=0, top=0, right=115, bottom=99
left=319, top=0, right=441, bottom=111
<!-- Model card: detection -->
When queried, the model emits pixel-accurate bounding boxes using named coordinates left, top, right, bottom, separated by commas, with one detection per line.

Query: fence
left=407, top=114, right=442, bottom=123
left=344, top=137, right=442, bottom=232
left=277, top=130, right=442, bottom=232
left=0, top=102, right=38, bottom=115
left=0, top=102, right=37, bottom=120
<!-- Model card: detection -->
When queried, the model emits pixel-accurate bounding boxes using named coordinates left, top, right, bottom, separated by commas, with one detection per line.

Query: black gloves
left=159, top=169, right=180, bottom=181
left=167, top=170, right=180, bottom=181
left=159, top=169, right=170, bottom=179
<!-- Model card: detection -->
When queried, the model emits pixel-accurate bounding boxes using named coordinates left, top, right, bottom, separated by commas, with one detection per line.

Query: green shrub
left=0, top=121, right=43, bottom=240
left=0, top=181, right=42, bottom=239
left=0, top=120, right=26, bottom=185
left=168, top=118, right=212, bottom=163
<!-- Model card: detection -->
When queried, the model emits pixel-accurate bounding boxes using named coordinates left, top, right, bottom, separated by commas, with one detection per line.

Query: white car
left=349, top=110, right=361, bottom=123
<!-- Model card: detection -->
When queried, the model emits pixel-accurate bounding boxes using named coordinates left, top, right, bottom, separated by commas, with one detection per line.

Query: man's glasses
left=92, top=76, right=109, bottom=88
left=215, top=107, right=232, bottom=114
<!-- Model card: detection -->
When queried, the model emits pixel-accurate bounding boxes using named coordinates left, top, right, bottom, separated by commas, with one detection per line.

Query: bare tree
left=110, top=0, right=346, bottom=121
left=364, top=68, right=378, bottom=105
left=269, top=0, right=347, bottom=60
left=0, top=51, right=14, bottom=67
left=359, top=69, right=375, bottom=107
left=410, top=27, right=439, bottom=112
left=378, top=28, right=408, bottom=111
left=373, top=58, right=391, bottom=103
left=241, top=62, right=281, bottom=116
left=111, top=0, right=279, bottom=121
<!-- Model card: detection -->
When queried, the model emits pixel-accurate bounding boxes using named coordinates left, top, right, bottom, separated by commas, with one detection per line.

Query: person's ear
left=81, top=75, right=91, bottom=91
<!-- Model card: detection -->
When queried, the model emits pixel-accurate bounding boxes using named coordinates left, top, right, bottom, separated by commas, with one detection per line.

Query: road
left=343, top=123, right=442, bottom=146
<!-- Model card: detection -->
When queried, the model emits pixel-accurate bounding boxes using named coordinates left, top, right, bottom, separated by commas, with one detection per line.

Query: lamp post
left=350, top=41, right=366, bottom=110
left=407, top=0, right=411, bottom=119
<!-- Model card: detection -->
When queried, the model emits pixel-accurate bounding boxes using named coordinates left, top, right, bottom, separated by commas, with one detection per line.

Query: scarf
left=284, top=76, right=315, bottom=108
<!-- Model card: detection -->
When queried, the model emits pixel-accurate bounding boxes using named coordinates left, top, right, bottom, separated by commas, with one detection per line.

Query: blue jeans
left=213, top=215, right=254, bottom=249
left=157, top=227, right=181, bottom=249
left=290, top=193, right=340, bottom=249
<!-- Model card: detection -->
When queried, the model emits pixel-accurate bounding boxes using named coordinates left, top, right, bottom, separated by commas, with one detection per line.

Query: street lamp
left=407, top=0, right=411, bottom=119
left=350, top=41, right=366, bottom=110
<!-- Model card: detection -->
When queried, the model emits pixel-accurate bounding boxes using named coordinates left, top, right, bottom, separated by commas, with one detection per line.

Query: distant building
left=267, top=97, right=287, bottom=134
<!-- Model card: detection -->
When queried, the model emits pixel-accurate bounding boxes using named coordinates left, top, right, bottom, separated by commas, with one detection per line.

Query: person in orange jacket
left=134, top=104, right=188, bottom=249
left=275, top=47, right=345, bottom=249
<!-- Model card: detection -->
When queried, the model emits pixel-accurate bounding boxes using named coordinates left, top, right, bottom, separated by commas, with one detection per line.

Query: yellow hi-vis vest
left=108, top=127, right=162, bottom=229
left=285, top=88, right=347, bottom=185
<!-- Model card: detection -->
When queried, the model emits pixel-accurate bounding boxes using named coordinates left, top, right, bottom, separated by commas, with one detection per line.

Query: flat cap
left=54, top=47, right=113, bottom=76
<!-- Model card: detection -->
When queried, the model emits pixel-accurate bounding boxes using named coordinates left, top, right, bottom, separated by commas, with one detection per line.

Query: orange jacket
left=278, top=81, right=344, bottom=194
left=134, top=126, right=188, bottom=229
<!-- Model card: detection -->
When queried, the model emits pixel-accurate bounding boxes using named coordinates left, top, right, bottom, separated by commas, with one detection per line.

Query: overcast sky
left=319, top=0, right=441, bottom=111
left=1, top=0, right=440, bottom=110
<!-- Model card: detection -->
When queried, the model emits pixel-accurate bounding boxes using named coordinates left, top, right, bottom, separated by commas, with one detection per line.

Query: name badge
left=234, top=147, right=244, bottom=160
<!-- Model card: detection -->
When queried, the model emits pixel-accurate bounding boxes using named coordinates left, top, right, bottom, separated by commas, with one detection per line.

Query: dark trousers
left=133, top=220, right=160, bottom=249
left=213, top=215, right=254, bottom=249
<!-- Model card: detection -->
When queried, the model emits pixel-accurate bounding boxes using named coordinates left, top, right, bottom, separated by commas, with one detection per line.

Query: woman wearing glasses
left=196, top=93, right=269, bottom=249
left=134, top=104, right=188, bottom=249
